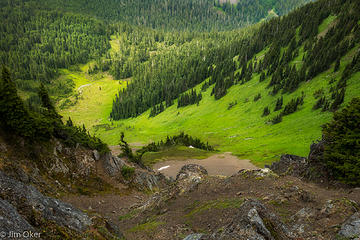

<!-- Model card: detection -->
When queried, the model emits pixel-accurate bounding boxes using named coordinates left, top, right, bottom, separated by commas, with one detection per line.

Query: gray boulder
left=204, top=199, right=295, bottom=240
left=131, top=170, right=160, bottom=191
left=0, top=170, right=91, bottom=232
left=101, top=153, right=126, bottom=176
left=176, top=164, right=208, bottom=181
left=183, top=233, right=204, bottom=240
left=338, top=212, right=360, bottom=239
left=93, top=150, right=101, bottom=161
left=269, top=154, right=307, bottom=177
left=176, top=164, right=208, bottom=195
left=0, top=199, right=35, bottom=239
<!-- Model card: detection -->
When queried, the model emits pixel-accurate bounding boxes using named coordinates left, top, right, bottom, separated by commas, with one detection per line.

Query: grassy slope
left=57, top=18, right=360, bottom=167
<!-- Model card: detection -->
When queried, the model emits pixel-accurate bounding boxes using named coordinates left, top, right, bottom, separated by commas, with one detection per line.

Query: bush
left=253, top=93, right=261, bottom=102
left=322, top=97, right=360, bottom=186
left=282, top=94, right=305, bottom=116
left=274, top=96, right=283, bottom=111
left=121, top=166, right=135, bottom=180
left=271, top=114, right=282, bottom=124
left=262, top=106, right=270, bottom=117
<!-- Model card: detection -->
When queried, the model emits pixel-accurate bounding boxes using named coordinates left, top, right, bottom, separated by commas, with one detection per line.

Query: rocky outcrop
left=176, top=164, right=208, bottom=195
left=176, top=164, right=208, bottom=181
left=308, top=140, right=325, bottom=162
left=135, top=164, right=207, bottom=213
left=268, top=142, right=341, bottom=185
left=0, top=170, right=91, bottom=232
left=269, top=154, right=307, bottom=177
left=50, top=140, right=96, bottom=177
left=183, top=233, right=204, bottom=240
left=101, top=152, right=126, bottom=176
left=132, top=170, right=162, bottom=191
left=0, top=199, right=35, bottom=239
left=185, top=199, right=295, bottom=240
left=338, top=212, right=360, bottom=239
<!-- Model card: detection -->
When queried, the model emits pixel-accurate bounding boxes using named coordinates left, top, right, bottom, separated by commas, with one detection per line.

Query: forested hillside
left=110, top=0, right=360, bottom=120
left=0, top=0, right=110, bottom=106
left=0, top=0, right=308, bottom=108
left=43, top=0, right=310, bottom=31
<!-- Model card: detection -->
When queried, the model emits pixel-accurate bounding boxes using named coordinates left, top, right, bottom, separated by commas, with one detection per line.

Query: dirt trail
left=153, top=152, right=258, bottom=178
left=77, top=83, right=92, bottom=91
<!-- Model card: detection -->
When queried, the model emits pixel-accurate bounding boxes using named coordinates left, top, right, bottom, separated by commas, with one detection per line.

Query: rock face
left=50, top=140, right=97, bottom=176
left=132, top=170, right=161, bottom=191
left=208, top=199, right=295, bottom=240
left=338, top=212, right=360, bottom=239
left=176, top=164, right=208, bottom=180
left=0, top=199, right=35, bottom=239
left=308, top=140, right=325, bottom=162
left=269, top=154, right=307, bottom=177
left=101, top=153, right=126, bottom=176
left=93, top=149, right=101, bottom=161
left=0, top=170, right=91, bottom=232
left=176, top=164, right=208, bottom=194
left=184, top=199, right=295, bottom=240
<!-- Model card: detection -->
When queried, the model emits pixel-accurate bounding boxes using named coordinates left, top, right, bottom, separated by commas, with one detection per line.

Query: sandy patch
left=153, top=152, right=258, bottom=178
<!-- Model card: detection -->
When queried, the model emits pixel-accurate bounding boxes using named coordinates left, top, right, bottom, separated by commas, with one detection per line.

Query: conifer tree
left=262, top=106, right=270, bottom=117
left=274, top=96, right=283, bottom=111
left=0, top=66, right=37, bottom=138
left=322, top=97, right=360, bottom=185
left=38, top=83, right=62, bottom=123
left=333, top=58, right=340, bottom=72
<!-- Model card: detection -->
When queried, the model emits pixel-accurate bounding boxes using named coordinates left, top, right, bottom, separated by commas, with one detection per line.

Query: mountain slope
left=0, top=0, right=309, bottom=101
left=59, top=0, right=360, bottom=166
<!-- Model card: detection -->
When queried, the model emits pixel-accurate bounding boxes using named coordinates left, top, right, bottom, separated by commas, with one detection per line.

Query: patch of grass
left=119, top=209, right=140, bottom=221
left=57, top=67, right=126, bottom=129
left=141, top=145, right=215, bottom=166
left=318, top=15, right=337, bottom=34
left=128, top=220, right=165, bottom=233
left=185, top=198, right=244, bottom=218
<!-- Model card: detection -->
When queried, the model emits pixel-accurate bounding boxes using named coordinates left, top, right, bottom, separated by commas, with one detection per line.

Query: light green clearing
left=57, top=67, right=126, bottom=128
left=318, top=15, right=337, bottom=34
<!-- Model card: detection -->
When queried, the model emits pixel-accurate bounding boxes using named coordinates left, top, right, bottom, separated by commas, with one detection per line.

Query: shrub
left=271, top=114, right=282, bottom=124
left=282, top=94, right=305, bottom=116
left=313, top=96, right=326, bottom=110
left=253, top=93, right=261, bottom=102
left=121, top=166, right=135, bottom=180
left=274, top=96, right=283, bottom=111
left=262, top=106, right=270, bottom=117
left=322, top=97, right=360, bottom=186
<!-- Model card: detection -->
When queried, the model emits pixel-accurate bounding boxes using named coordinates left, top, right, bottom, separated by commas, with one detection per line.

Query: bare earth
left=153, top=152, right=258, bottom=178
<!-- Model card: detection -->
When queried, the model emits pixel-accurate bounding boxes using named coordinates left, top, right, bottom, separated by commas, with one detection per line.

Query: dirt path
left=77, top=83, right=92, bottom=91
left=153, top=152, right=258, bottom=178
